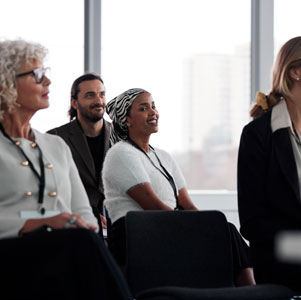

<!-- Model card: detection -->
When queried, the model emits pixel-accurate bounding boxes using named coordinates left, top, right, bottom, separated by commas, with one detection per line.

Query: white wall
left=189, top=190, right=240, bottom=230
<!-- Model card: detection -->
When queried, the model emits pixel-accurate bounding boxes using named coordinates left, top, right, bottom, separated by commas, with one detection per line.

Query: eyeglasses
left=16, top=67, right=51, bottom=84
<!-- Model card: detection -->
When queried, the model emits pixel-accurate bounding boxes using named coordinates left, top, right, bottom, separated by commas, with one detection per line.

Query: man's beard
left=87, top=114, right=103, bottom=123
left=78, top=103, right=105, bottom=123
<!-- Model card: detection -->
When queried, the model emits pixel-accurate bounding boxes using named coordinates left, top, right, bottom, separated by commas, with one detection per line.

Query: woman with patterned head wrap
left=106, top=88, right=148, bottom=144
left=103, top=88, right=197, bottom=263
left=102, top=88, right=255, bottom=287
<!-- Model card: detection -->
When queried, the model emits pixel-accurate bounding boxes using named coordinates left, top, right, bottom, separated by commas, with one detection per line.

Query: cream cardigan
left=0, top=129, right=98, bottom=238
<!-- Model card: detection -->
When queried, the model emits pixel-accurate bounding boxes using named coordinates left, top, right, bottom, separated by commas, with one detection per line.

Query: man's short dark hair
left=69, top=73, right=104, bottom=121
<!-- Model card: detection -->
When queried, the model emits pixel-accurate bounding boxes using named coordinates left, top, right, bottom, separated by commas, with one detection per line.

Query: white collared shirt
left=271, top=98, right=295, bottom=134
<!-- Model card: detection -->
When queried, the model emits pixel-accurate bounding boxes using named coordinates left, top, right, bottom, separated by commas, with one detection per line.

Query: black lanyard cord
left=127, top=138, right=181, bottom=210
left=0, top=123, right=46, bottom=213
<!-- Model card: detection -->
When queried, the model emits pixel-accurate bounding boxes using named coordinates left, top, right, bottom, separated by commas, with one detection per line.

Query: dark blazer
left=238, top=111, right=301, bottom=265
left=47, top=119, right=111, bottom=210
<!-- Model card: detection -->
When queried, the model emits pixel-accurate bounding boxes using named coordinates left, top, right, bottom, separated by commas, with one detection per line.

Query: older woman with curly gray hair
left=0, top=38, right=98, bottom=236
left=0, top=39, right=122, bottom=299
left=0, top=40, right=47, bottom=119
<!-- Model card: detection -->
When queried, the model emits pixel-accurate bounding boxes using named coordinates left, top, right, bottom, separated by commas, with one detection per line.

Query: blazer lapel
left=103, top=120, right=111, bottom=155
left=273, top=129, right=301, bottom=202
left=68, top=121, right=96, bottom=179
left=95, top=120, right=111, bottom=184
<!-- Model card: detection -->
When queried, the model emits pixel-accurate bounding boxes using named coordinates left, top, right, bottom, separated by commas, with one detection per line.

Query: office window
left=102, top=0, right=250, bottom=190
left=0, top=0, right=84, bottom=132
left=274, top=0, right=301, bottom=54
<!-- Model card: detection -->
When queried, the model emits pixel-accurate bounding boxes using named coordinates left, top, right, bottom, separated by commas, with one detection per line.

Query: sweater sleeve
left=102, top=142, right=151, bottom=194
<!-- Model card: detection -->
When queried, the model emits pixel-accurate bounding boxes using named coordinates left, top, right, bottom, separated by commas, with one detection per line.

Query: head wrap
left=106, top=88, right=148, bottom=144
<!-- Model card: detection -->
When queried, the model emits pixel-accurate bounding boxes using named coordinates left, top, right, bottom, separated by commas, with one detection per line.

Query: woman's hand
left=19, top=212, right=98, bottom=235
left=178, top=188, right=198, bottom=211
left=46, top=212, right=98, bottom=230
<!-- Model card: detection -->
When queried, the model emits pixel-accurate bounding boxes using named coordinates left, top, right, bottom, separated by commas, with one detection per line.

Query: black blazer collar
left=273, top=128, right=301, bottom=202
left=102, top=119, right=111, bottom=156
left=68, top=120, right=96, bottom=178
left=68, top=119, right=111, bottom=180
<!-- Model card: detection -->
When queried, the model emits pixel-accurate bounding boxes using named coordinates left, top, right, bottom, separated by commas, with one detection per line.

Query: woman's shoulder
left=153, top=147, right=175, bottom=163
left=34, top=129, right=70, bottom=150
left=103, top=141, right=145, bottom=179
left=153, top=146, right=168, bottom=156
left=243, top=111, right=272, bottom=135
left=240, top=111, right=273, bottom=147
left=105, top=141, right=138, bottom=162
left=108, top=140, right=135, bottom=154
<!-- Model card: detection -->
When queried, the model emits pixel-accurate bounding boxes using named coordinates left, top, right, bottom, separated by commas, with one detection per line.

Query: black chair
left=125, top=210, right=294, bottom=299
left=137, top=285, right=295, bottom=300
left=0, top=226, right=189, bottom=300
left=0, top=228, right=133, bottom=300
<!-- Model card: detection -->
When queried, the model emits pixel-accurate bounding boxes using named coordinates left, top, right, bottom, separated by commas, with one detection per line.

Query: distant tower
left=183, top=45, right=250, bottom=152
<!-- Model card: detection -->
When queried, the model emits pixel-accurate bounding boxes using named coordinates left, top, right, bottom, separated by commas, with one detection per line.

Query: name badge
left=20, top=210, right=60, bottom=219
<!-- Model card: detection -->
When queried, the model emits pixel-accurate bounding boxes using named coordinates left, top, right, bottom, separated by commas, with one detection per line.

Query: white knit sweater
left=102, top=141, right=186, bottom=223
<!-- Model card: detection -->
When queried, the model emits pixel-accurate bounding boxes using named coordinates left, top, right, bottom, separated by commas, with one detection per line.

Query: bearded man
left=47, top=73, right=111, bottom=235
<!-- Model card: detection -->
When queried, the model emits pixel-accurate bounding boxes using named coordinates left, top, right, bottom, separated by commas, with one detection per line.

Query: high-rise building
left=183, top=45, right=250, bottom=151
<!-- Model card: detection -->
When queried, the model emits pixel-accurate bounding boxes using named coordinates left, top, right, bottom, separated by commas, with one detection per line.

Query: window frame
left=85, top=0, right=275, bottom=196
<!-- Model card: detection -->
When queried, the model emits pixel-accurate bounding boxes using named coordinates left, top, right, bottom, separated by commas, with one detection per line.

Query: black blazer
left=237, top=111, right=301, bottom=264
left=47, top=119, right=111, bottom=210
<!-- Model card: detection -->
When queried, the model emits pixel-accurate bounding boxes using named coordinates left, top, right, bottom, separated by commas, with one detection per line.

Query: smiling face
left=126, top=92, right=159, bottom=139
left=71, top=79, right=106, bottom=123
left=15, top=60, right=51, bottom=115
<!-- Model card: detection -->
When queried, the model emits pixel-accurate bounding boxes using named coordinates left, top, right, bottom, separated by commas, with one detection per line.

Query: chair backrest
left=0, top=228, right=133, bottom=300
left=125, top=210, right=234, bottom=295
